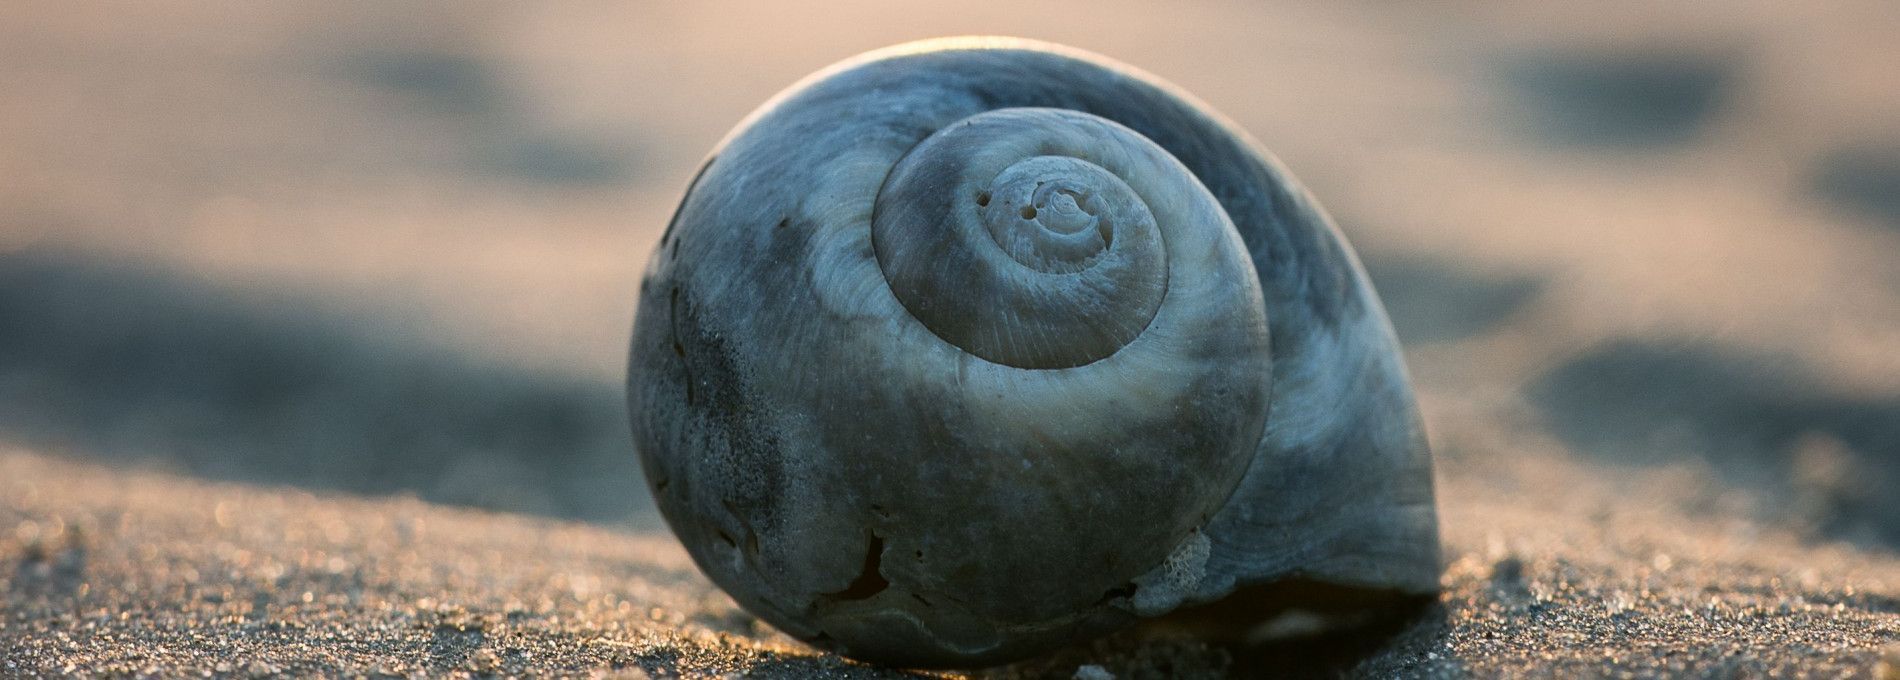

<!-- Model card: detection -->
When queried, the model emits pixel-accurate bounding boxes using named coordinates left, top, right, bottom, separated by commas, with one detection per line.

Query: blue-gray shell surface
left=627, top=37, right=1439, bottom=668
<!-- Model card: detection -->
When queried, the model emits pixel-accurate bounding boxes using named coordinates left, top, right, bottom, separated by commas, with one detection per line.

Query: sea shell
left=627, top=37, right=1440, bottom=668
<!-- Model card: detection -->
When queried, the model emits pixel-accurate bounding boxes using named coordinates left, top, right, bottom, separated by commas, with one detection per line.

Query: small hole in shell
left=975, top=191, right=990, bottom=207
left=1020, top=205, right=1038, bottom=220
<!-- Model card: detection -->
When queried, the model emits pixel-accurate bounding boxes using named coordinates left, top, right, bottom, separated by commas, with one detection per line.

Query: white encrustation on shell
left=627, top=37, right=1440, bottom=668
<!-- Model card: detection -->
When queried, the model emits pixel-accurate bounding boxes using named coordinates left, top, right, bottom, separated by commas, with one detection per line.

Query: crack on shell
left=821, top=531, right=890, bottom=602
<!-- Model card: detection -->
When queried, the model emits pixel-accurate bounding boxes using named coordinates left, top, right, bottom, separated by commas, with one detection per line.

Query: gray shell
left=627, top=38, right=1439, bottom=668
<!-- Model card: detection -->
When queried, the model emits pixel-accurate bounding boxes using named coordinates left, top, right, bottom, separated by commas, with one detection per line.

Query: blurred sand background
left=4, top=1, right=1900, bottom=676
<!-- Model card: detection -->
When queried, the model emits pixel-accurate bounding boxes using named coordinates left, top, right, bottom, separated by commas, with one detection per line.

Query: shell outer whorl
left=873, top=107, right=1208, bottom=370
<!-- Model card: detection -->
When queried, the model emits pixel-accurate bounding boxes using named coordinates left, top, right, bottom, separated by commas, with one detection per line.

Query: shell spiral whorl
left=873, top=108, right=1191, bottom=369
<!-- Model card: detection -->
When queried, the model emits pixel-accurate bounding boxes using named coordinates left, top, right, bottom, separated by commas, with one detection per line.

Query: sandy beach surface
left=5, top=437, right=1900, bottom=678
left=4, top=1, right=1900, bottom=677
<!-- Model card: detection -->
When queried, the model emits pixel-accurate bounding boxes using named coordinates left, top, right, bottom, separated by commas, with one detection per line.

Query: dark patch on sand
left=346, top=51, right=506, bottom=115
left=1813, top=143, right=1900, bottom=231
left=1360, top=253, right=1543, bottom=345
left=337, top=50, right=638, bottom=185
left=1530, top=340, right=1900, bottom=547
left=0, top=248, right=646, bottom=524
left=1504, top=49, right=1737, bottom=148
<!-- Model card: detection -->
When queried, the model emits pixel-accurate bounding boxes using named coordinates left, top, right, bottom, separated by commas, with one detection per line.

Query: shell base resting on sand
left=627, top=37, right=1440, bottom=668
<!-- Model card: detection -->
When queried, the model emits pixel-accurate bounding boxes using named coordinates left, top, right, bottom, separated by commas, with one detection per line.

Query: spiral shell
left=628, top=37, right=1439, bottom=668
